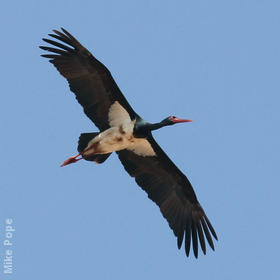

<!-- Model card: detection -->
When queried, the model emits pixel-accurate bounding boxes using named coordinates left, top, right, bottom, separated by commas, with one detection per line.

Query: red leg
left=60, top=153, right=83, bottom=167
left=60, top=144, right=96, bottom=167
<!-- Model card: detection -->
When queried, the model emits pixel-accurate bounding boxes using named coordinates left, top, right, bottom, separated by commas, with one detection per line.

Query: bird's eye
left=171, top=116, right=176, bottom=119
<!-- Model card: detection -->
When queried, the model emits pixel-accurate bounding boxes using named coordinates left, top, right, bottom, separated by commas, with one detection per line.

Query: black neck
left=147, top=122, right=166, bottom=131
left=133, top=119, right=167, bottom=138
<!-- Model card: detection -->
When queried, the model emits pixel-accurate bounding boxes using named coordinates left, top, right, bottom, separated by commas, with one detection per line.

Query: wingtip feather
left=201, top=217, right=215, bottom=251
left=197, top=221, right=206, bottom=255
left=204, top=215, right=218, bottom=241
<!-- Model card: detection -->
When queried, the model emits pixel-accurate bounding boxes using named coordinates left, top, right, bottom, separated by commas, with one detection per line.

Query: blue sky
left=1, top=0, right=279, bottom=279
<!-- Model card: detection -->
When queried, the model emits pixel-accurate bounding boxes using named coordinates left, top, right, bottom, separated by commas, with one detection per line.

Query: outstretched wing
left=40, top=28, right=139, bottom=131
left=117, top=135, right=217, bottom=258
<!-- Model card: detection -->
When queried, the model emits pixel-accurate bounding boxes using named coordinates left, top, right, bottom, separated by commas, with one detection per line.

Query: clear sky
left=1, top=0, right=279, bottom=279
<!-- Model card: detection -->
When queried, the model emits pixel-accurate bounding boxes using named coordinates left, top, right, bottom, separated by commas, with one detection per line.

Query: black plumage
left=40, top=28, right=217, bottom=258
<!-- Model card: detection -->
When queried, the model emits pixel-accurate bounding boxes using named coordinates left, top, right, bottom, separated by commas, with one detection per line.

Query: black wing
left=117, top=135, right=217, bottom=258
left=40, top=28, right=139, bottom=131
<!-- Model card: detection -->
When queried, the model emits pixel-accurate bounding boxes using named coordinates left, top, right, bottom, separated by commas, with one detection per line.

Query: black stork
left=40, top=28, right=217, bottom=258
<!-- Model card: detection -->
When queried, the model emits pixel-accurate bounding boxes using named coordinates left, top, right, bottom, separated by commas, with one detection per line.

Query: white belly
left=83, top=122, right=135, bottom=156
left=82, top=101, right=156, bottom=157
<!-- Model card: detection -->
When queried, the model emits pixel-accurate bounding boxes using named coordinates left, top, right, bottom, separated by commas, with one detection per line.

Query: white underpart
left=128, top=140, right=156, bottom=156
left=108, top=101, right=131, bottom=127
left=83, top=101, right=156, bottom=157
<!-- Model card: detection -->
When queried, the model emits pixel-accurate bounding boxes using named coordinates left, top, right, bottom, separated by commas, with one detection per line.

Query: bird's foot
left=60, top=154, right=82, bottom=167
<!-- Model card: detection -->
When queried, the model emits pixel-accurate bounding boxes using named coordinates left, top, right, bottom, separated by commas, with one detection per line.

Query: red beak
left=173, top=118, right=193, bottom=123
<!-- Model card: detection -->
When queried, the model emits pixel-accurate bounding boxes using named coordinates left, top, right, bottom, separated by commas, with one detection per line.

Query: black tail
left=78, top=133, right=111, bottom=164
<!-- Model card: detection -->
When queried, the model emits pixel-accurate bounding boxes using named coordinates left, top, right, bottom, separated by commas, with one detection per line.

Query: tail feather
left=78, top=133, right=111, bottom=164
left=78, top=132, right=98, bottom=153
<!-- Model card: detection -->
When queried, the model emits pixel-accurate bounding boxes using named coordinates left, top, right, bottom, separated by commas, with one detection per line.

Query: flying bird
left=40, top=28, right=217, bottom=258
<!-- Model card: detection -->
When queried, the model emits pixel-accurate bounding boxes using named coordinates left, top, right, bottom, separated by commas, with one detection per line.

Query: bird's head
left=135, top=115, right=193, bottom=135
left=162, top=116, right=193, bottom=126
